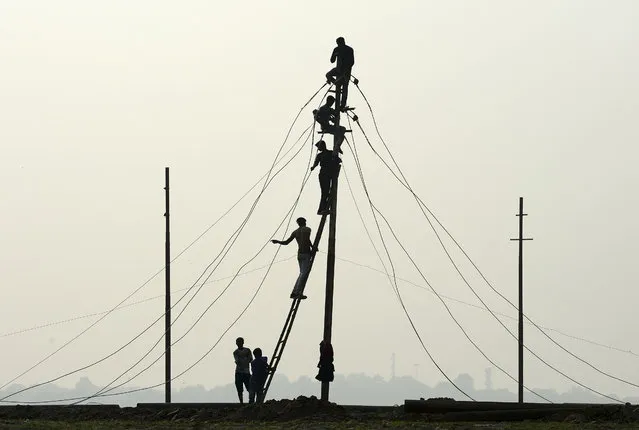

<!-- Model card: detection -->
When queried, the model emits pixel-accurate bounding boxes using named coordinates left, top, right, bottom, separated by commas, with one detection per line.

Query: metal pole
left=510, top=197, right=532, bottom=404
left=517, top=197, right=523, bottom=404
left=164, top=167, right=171, bottom=403
left=321, top=83, right=342, bottom=402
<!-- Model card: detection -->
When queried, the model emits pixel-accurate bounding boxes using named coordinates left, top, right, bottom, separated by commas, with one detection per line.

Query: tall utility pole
left=321, top=83, right=342, bottom=402
left=164, top=167, right=171, bottom=403
left=510, top=197, right=532, bottom=404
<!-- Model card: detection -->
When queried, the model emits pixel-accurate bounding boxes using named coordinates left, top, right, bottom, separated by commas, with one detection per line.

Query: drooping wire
left=64, top=129, right=319, bottom=406
left=0, top=83, right=328, bottom=393
left=0, top=117, right=316, bottom=403
left=328, top=253, right=633, bottom=354
left=0, top=255, right=296, bottom=339
left=341, top=133, right=475, bottom=401
left=346, top=133, right=551, bottom=403
left=2, top=153, right=315, bottom=405
left=71, top=86, right=333, bottom=403
left=7, top=245, right=629, bottom=361
left=2, top=83, right=326, bottom=405
left=73, top=124, right=318, bottom=405
left=1, top=116, right=319, bottom=406
left=350, top=81, right=630, bottom=402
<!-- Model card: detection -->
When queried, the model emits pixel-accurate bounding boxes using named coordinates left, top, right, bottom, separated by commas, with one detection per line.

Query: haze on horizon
left=1, top=0, right=638, bottom=403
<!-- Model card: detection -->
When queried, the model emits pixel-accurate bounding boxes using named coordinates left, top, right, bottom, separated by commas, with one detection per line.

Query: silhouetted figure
left=313, top=96, right=345, bottom=154
left=233, top=337, right=253, bottom=404
left=315, top=340, right=335, bottom=382
left=249, top=347, right=269, bottom=404
left=271, top=217, right=315, bottom=299
left=311, top=140, right=342, bottom=215
left=325, top=37, right=354, bottom=111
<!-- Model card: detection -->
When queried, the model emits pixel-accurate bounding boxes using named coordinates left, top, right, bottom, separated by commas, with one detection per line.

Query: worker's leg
left=242, top=373, right=251, bottom=397
left=318, top=173, right=331, bottom=214
left=334, top=128, right=346, bottom=154
left=248, top=377, right=256, bottom=404
left=291, top=253, right=311, bottom=297
left=340, top=72, right=351, bottom=109
left=256, top=383, right=265, bottom=404
left=235, top=373, right=244, bottom=403
left=325, top=67, right=339, bottom=84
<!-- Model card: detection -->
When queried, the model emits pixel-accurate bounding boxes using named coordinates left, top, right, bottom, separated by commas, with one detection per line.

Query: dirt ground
left=0, top=396, right=637, bottom=429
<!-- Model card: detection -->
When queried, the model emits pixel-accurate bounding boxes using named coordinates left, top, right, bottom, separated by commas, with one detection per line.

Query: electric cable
left=71, top=86, right=335, bottom=404
left=6, top=245, right=633, bottom=361
left=342, top=134, right=475, bottom=401
left=0, top=255, right=297, bottom=340
left=346, top=136, right=551, bottom=402
left=63, top=133, right=318, bottom=406
left=1, top=119, right=318, bottom=406
left=72, top=122, right=318, bottom=405
left=0, top=83, right=327, bottom=393
left=350, top=82, right=630, bottom=402
left=0, top=117, right=315, bottom=402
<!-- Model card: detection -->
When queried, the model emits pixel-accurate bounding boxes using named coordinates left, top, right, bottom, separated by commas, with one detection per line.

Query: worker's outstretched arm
left=330, top=47, right=338, bottom=63
left=271, top=232, right=295, bottom=245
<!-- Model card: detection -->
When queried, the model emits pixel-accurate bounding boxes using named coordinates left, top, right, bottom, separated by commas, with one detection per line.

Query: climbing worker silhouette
left=271, top=217, right=316, bottom=299
left=313, top=96, right=345, bottom=154
left=325, top=37, right=354, bottom=111
left=310, top=140, right=342, bottom=215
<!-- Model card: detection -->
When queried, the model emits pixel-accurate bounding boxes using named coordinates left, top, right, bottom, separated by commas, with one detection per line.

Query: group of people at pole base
left=233, top=337, right=269, bottom=404
left=233, top=337, right=335, bottom=404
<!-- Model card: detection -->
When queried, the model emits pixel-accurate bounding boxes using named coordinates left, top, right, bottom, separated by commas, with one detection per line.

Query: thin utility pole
left=164, top=167, right=171, bottom=403
left=321, top=83, right=342, bottom=402
left=510, top=197, right=532, bottom=404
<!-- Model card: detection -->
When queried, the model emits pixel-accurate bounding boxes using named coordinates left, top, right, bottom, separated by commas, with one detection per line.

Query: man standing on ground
left=233, top=337, right=252, bottom=404
left=325, top=37, right=354, bottom=111
left=249, top=347, right=269, bottom=404
left=311, top=140, right=342, bottom=215
left=271, top=217, right=315, bottom=299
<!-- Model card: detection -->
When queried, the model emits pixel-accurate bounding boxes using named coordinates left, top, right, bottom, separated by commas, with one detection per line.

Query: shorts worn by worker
left=235, top=372, right=250, bottom=394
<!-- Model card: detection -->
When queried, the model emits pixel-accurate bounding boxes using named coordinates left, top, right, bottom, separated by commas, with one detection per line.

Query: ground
left=0, top=396, right=637, bottom=429
left=1, top=421, right=638, bottom=429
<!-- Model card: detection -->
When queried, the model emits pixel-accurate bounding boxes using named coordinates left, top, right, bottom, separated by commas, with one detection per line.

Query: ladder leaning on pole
left=260, top=213, right=329, bottom=402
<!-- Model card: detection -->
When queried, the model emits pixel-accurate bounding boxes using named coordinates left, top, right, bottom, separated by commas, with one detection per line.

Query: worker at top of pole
left=325, top=37, right=354, bottom=111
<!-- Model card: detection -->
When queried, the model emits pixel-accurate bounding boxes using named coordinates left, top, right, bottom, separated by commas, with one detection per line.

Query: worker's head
left=253, top=348, right=263, bottom=358
left=336, top=37, right=345, bottom=46
left=326, top=95, right=335, bottom=106
left=236, top=337, right=244, bottom=348
left=296, top=217, right=307, bottom=226
left=315, top=140, right=327, bottom=150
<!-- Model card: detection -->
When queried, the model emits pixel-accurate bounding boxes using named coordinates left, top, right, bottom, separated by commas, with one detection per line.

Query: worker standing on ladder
left=325, top=37, right=354, bottom=111
left=271, top=217, right=315, bottom=299
left=311, top=140, right=341, bottom=215
left=313, top=96, right=345, bottom=154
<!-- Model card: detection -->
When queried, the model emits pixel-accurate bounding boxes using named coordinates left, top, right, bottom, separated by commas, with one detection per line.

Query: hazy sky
left=1, top=1, right=639, bottom=402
